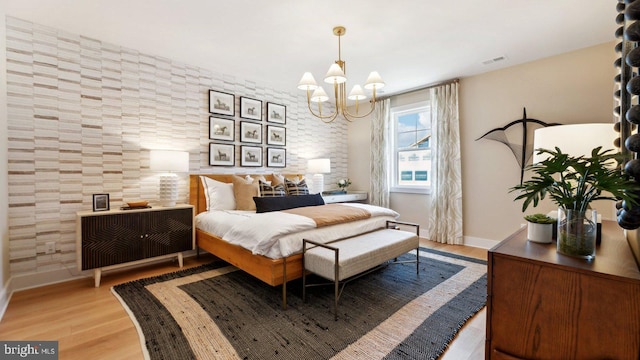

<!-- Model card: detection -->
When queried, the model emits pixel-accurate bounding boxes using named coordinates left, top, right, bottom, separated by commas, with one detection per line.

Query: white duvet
left=195, top=203, right=399, bottom=258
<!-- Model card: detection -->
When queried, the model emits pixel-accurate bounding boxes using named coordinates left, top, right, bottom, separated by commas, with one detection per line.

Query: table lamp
left=307, top=158, right=331, bottom=194
left=150, top=150, right=189, bottom=207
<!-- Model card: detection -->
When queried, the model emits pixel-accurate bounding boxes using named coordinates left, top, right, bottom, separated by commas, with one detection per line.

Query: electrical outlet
left=45, top=242, right=55, bottom=255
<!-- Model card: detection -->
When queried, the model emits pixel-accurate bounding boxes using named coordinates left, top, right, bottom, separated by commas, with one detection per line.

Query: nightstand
left=486, top=221, right=640, bottom=359
left=76, top=204, right=195, bottom=287
left=322, top=191, right=368, bottom=204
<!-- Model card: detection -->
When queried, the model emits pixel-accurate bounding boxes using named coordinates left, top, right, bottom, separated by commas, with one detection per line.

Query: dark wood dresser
left=486, top=221, right=640, bottom=359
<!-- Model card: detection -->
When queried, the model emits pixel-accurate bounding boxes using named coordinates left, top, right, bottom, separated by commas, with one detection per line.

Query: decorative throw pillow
left=200, top=176, right=235, bottom=211
left=271, top=173, right=285, bottom=186
left=259, top=180, right=286, bottom=197
left=253, top=193, right=325, bottom=213
left=231, top=175, right=259, bottom=211
left=284, top=178, right=309, bottom=195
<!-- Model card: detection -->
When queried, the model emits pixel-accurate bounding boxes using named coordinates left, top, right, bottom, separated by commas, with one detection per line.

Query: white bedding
left=195, top=203, right=399, bottom=258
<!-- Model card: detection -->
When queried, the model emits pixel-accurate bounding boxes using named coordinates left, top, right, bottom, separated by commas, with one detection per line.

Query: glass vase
left=557, top=208, right=597, bottom=260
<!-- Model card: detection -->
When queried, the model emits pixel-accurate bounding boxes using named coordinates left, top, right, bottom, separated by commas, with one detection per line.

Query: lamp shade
left=364, top=71, right=385, bottom=90
left=297, top=72, right=318, bottom=91
left=533, top=123, right=617, bottom=164
left=310, top=87, right=329, bottom=103
left=348, top=85, right=367, bottom=100
left=150, top=150, right=189, bottom=172
left=307, top=158, right=331, bottom=174
left=324, top=63, right=347, bottom=84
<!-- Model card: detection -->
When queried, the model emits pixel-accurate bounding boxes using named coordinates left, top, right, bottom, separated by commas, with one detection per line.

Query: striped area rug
left=112, top=248, right=487, bottom=360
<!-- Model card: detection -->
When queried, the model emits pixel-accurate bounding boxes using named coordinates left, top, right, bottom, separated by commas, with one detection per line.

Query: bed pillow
left=271, top=173, right=285, bottom=186
left=259, top=180, right=286, bottom=197
left=253, top=193, right=325, bottom=213
left=231, top=175, right=259, bottom=211
left=284, top=178, right=310, bottom=195
left=200, top=176, right=235, bottom=211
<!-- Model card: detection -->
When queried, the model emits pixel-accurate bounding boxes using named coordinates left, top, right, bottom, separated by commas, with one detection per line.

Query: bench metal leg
left=334, top=248, right=339, bottom=321
left=302, top=241, right=307, bottom=303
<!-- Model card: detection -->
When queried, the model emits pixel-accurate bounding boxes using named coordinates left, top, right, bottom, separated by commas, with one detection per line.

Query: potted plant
left=511, top=147, right=639, bottom=259
left=524, top=213, right=556, bottom=244
left=337, top=178, right=351, bottom=194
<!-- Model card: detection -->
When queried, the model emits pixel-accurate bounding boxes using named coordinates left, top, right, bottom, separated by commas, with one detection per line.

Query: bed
left=188, top=174, right=398, bottom=308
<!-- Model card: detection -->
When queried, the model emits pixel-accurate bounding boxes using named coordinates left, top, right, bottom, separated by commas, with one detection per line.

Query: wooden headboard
left=189, top=174, right=304, bottom=215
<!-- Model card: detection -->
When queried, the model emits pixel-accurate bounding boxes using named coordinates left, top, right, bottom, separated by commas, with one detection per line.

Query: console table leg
left=94, top=268, right=101, bottom=287
left=178, top=252, right=183, bottom=268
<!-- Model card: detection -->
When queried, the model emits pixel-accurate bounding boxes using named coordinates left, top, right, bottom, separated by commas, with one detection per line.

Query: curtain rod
left=378, top=78, right=459, bottom=100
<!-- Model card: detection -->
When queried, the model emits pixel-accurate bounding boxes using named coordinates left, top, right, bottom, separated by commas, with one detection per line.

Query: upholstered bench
left=302, top=220, right=420, bottom=320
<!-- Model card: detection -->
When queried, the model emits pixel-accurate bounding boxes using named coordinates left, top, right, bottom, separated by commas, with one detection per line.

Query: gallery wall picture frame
left=266, top=125, right=286, bottom=146
left=240, top=145, right=262, bottom=167
left=92, top=193, right=110, bottom=212
left=267, top=147, right=286, bottom=168
left=240, top=121, right=262, bottom=144
left=209, top=90, right=235, bottom=116
left=267, top=102, right=286, bottom=124
left=240, top=96, right=262, bottom=121
left=209, top=143, right=235, bottom=166
left=209, top=116, right=235, bottom=141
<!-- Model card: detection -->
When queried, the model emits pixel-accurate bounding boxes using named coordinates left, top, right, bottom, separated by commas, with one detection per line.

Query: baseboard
left=463, top=235, right=500, bottom=250
left=10, top=267, right=89, bottom=292
left=10, top=249, right=200, bottom=292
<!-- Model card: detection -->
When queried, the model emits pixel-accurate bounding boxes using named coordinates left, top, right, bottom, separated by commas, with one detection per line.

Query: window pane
left=416, top=112, right=430, bottom=130
left=415, top=130, right=429, bottom=148
left=397, top=149, right=431, bottom=187
left=391, top=102, right=431, bottom=192
left=397, top=132, right=416, bottom=148
left=398, top=113, right=418, bottom=131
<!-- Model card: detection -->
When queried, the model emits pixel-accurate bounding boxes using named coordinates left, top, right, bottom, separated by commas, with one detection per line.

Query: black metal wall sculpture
left=615, top=0, right=640, bottom=230
left=476, top=108, right=559, bottom=184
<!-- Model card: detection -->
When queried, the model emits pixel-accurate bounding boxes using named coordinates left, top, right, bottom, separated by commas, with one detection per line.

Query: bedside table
left=322, top=191, right=368, bottom=204
left=76, top=204, right=195, bottom=287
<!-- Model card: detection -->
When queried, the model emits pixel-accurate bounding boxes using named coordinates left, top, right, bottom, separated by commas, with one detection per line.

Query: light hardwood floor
left=0, top=241, right=487, bottom=360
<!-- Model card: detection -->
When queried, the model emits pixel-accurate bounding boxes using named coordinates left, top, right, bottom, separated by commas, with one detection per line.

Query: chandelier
left=297, top=26, right=385, bottom=123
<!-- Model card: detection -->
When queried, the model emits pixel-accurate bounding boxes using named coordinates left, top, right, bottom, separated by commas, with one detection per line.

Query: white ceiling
left=3, top=0, right=618, bottom=96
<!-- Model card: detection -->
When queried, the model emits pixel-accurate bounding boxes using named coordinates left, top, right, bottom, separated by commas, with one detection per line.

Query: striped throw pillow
left=259, top=180, right=286, bottom=197
left=284, top=178, right=309, bottom=196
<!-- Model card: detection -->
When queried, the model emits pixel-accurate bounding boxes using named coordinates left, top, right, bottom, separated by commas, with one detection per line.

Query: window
left=390, top=102, right=431, bottom=194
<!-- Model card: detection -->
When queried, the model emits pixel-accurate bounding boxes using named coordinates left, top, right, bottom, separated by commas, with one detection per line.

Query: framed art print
left=209, top=143, right=235, bottom=166
left=266, top=125, right=286, bottom=146
left=240, top=145, right=262, bottom=167
left=209, top=117, right=235, bottom=141
left=240, top=97, right=262, bottom=121
left=209, top=90, right=235, bottom=116
left=267, top=147, right=286, bottom=168
left=92, top=193, right=110, bottom=212
left=240, top=121, right=262, bottom=144
left=267, top=102, right=286, bottom=124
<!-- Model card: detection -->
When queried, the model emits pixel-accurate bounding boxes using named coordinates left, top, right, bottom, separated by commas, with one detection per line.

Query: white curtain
left=370, top=98, right=391, bottom=208
left=428, top=82, right=463, bottom=244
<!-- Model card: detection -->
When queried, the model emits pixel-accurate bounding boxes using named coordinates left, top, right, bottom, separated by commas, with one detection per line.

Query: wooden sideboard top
left=490, top=220, right=640, bottom=281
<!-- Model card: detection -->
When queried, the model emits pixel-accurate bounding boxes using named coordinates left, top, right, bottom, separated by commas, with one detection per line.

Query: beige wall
left=461, top=41, right=617, bottom=244
left=349, top=41, right=618, bottom=246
